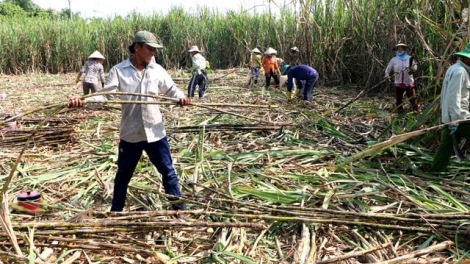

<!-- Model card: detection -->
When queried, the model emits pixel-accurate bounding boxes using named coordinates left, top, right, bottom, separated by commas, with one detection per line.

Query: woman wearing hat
left=246, top=47, right=262, bottom=87
left=385, top=43, right=418, bottom=113
left=262, top=47, right=281, bottom=88
left=288, top=46, right=300, bottom=65
left=187, top=45, right=207, bottom=99
left=75, top=50, right=106, bottom=95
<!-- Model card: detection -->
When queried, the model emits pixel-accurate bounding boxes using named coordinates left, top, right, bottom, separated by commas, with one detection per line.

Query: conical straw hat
left=264, top=47, right=277, bottom=55
left=88, top=50, right=105, bottom=59
left=251, top=48, right=261, bottom=53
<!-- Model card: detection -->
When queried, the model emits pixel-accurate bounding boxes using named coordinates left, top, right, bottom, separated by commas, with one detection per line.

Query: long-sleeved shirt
left=190, top=53, right=206, bottom=75
left=440, top=60, right=470, bottom=123
left=262, top=55, right=279, bottom=73
left=79, top=60, right=105, bottom=84
left=248, top=53, right=262, bottom=68
left=288, top=52, right=300, bottom=65
left=287, top=65, right=318, bottom=90
left=385, top=55, right=417, bottom=86
left=85, top=58, right=185, bottom=143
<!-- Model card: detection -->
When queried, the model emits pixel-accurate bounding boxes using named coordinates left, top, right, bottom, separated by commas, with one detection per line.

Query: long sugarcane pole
left=0, top=92, right=281, bottom=127
left=80, top=92, right=288, bottom=125
left=83, top=91, right=278, bottom=108
left=316, top=242, right=392, bottom=264
left=335, top=67, right=409, bottom=113
left=11, top=220, right=266, bottom=230
left=0, top=103, right=65, bottom=126
left=334, top=118, right=470, bottom=170
left=84, top=100, right=278, bottom=108
left=7, top=212, right=468, bottom=235
left=379, top=241, right=454, bottom=264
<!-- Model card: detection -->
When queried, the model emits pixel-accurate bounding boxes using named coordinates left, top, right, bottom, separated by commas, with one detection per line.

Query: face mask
left=396, top=51, right=406, bottom=57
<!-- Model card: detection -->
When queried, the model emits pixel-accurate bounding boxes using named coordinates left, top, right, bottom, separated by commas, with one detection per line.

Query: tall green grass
left=0, top=1, right=464, bottom=96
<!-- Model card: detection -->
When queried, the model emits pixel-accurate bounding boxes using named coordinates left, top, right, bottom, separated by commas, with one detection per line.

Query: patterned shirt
left=79, top=60, right=105, bottom=84
left=249, top=53, right=262, bottom=68
left=85, top=58, right=185, bottom=143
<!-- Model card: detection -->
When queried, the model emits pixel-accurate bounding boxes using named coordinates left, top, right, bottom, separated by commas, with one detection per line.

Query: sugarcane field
left=3, top=0, right=470, bottom=263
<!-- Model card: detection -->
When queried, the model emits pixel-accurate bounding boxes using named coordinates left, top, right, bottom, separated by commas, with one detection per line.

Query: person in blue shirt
left=281, top=64, right=319, bottom=103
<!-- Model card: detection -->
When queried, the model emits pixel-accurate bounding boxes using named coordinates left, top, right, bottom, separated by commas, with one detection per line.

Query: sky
left=33, top=0, right=278, bottom=18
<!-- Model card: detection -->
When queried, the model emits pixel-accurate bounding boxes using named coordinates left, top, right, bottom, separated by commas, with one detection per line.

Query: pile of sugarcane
left=0, top=127, right=77, bottom=149
left=0, top=117, right=82, bottom=149
left=0, top=203, right=461, bottom=263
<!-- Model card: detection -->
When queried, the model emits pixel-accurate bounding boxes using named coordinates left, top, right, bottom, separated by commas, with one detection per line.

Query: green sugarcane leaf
left=429, top=185, right=468, bottom=211
left=418, top=235, right=435, bottom=250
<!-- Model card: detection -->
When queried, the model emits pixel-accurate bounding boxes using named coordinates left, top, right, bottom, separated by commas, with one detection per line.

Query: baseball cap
left=133, top=31, right=163, bottom=48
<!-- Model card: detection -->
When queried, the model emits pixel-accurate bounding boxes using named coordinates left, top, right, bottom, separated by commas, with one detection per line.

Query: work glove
left=384, top=75, right=390, bottom=80
left=286, top=91, right=293, bottom=100
left=293, top=89, right=300, bottom=97
left=179, top=98, right=191, bottom=106
left=75, top=76, right=81, bottom=84
left=66, top=98, right=84, bottom=108
left=449, top=124, right=458, bottom=135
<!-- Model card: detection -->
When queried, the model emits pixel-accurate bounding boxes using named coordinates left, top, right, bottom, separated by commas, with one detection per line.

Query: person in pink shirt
left=385, top=43, right=418, bottom=113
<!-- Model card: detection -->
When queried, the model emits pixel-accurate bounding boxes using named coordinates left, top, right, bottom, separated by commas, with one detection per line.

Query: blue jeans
left=111, top=137, right=184, bottom=211
left=300, top=71, right=319, bottom=101
left=250, top=66, right=260, bottom=81
left=188, top=74, right=206, bottom=98
left=292, top=79, right=305, bottom=96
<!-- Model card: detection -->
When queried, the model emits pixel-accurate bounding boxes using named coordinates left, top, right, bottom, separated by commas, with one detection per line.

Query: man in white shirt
left=187, top=46, right=207, bottom=99
left=431, top=42, right=470, bottom=172
left=68, top=31, right=191, bottom=214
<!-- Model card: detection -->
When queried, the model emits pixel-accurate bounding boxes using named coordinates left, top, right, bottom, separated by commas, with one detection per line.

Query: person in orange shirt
left=262, top=47, right=280, bottom=88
